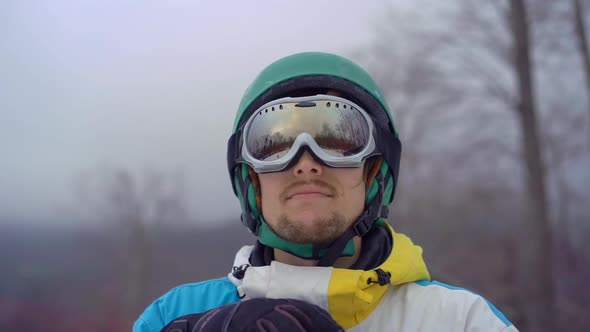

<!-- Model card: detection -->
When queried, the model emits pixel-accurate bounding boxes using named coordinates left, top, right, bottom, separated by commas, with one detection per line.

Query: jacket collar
left=228, top=223, right=430, bottom=329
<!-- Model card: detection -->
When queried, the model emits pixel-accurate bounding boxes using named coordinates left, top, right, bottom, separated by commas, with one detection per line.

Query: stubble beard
left=273, top=212, right=349, bottom=244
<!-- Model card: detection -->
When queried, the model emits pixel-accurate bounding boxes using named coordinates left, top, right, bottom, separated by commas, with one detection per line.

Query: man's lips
left=285, top=185, right=333, bottom=200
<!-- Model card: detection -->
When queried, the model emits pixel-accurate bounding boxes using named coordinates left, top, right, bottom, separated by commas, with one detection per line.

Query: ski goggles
left=236, top=95, right=378, bottom=173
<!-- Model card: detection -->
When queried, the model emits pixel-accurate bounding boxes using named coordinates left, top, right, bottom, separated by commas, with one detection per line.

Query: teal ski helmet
left=227, top=52, right=401, bottom=266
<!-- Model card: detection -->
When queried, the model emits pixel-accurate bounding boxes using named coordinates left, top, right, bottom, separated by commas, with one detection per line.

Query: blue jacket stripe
left=133, top=277, right=240, bottom=332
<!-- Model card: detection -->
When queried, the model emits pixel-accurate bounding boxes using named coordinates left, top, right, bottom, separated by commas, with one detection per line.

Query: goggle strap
left=237, top=169, right=259, bottom=235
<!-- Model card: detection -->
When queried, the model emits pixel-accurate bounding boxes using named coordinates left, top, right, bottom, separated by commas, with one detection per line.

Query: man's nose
left=292, top=151, right=323, bottom=176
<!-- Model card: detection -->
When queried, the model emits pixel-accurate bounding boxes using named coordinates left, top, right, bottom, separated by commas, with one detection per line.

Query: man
left=134, top=52, right=518, bottom=331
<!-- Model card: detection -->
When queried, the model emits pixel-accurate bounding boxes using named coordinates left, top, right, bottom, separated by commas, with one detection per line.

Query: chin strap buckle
left=241, top=211, right=260, bottom=235
left=367, top=268, right=391, bottom=286
left=352, top=208, right=373, bottom=237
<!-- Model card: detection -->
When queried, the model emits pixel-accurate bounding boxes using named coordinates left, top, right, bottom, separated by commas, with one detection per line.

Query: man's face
left=258, top=151, right=366, bottom=244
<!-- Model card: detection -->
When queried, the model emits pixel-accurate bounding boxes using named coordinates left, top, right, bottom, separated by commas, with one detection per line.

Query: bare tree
left=573, top=0, right=590, bottom=116
left=509, top=2, right=554, bottom=330
left=427, top=2, right=555, bottom=329
left=76, top=166, right=188, bottom=319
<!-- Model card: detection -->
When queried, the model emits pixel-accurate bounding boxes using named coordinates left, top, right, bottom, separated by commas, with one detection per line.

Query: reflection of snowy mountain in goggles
left=240, top=95, right=377, bottom=173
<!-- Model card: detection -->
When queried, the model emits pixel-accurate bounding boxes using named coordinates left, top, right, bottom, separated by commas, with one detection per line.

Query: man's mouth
left=285, top=184, right=334, bottom=201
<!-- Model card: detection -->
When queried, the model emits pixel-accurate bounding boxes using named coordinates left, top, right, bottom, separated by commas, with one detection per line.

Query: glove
left=161, top=297, right=344, bottom=332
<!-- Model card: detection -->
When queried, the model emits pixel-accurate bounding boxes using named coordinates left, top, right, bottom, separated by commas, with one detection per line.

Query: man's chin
left=282, top=209, right=331, bottom=226
left=280, top=231, right=340, bottom=245
left=275, top=213, right=346, bottom=244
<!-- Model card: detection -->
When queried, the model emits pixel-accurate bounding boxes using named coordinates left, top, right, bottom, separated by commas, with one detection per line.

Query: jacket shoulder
left=412, top=280, right=516, bottom=331
left=361, top=280, right=517, bottom=331
left=133, top=276, right=240, bottom=332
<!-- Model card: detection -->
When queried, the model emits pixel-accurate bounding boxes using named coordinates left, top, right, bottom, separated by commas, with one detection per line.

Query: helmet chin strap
left=315, top=171, right=388, bottom=267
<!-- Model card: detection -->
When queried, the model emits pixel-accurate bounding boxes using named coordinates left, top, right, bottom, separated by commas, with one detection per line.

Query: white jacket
left=229, top=225, right=517, bottom=332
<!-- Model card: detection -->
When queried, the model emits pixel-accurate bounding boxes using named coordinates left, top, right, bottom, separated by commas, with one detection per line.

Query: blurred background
left=1, top=0, right=589, bottom=331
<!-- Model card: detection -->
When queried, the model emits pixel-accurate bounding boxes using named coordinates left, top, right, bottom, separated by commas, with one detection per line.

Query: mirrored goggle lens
left=245, top=98, right=371, bottom=161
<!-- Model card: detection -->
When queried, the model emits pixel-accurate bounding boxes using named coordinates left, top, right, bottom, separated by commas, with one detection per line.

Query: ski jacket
left=134, top=224, right=517, bottom=331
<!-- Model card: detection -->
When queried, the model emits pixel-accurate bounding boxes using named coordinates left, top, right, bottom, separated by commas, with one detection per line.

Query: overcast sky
left=0, top=1, right=398, bottom=226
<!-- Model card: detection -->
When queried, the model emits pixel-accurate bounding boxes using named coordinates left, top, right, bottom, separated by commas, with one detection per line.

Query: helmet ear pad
left=365, top=156, right=383, bottom=187
left=248, top=166, right=262, bottom=211
left=232, top=164, right=262, bottom=234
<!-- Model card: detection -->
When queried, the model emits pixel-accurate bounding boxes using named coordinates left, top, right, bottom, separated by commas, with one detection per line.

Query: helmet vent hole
left=279, top=105, right=283, bottom=110
left=327, top=102, right=331, bottom=107
left=336, top=103, right=340, bottom=108
left=343, top=105, right=347, bottom=109
left=265, top=109, right=268, bottom=113
left=271, top=107, right=275, bottom=111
